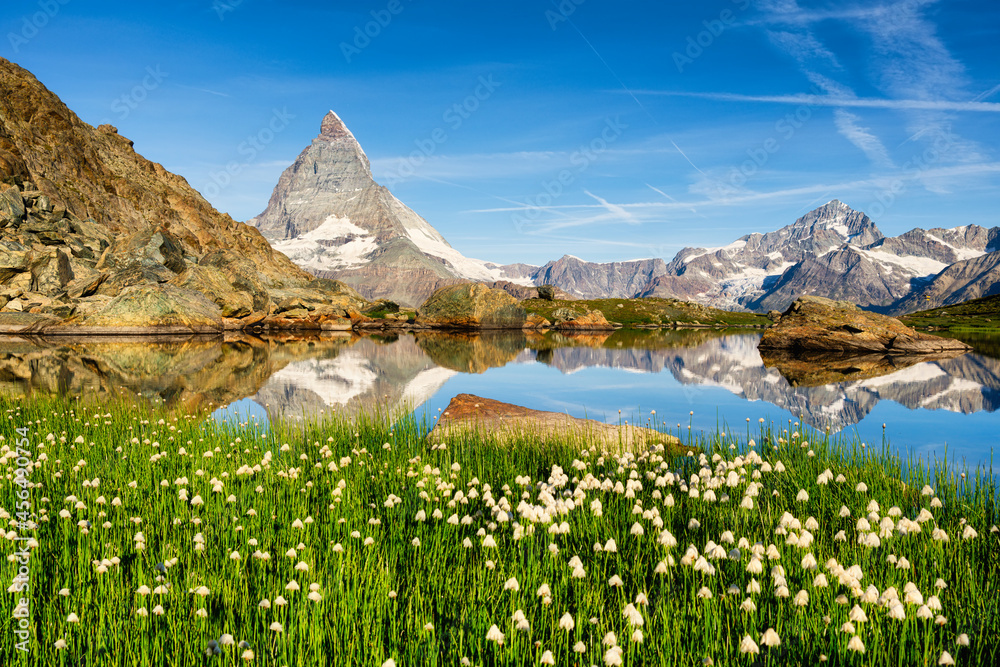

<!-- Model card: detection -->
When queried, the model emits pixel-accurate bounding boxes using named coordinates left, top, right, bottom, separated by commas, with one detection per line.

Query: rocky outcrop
left=249, top=112, right=529, bottom=306
left=415, top=283, right=526, bottom=329
left=46, top=284, right=224, bottom=335
left=550, top=307, right=614, bottom=331
left=427, top=393, right=686, bottom=452
left=0, top=58, right=367, bottom=334
left=758, top=296, right=972, bottom=354
left=486, top=280, right=574, bottom=301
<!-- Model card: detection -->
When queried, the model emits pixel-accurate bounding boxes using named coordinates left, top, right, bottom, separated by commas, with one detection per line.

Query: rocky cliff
left=249, top=112, right=529, bottom=307
left=0, top=58, right=366, bottom=334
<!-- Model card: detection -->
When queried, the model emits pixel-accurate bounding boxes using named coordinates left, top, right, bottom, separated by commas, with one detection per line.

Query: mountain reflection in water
left=2, top=330, right=999, bottom=457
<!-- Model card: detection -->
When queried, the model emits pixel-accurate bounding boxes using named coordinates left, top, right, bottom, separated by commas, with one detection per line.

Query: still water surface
left=1, top=329, right=997, bottom=471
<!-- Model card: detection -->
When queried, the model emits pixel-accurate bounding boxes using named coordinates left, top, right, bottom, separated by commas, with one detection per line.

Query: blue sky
left=3, top=0, right=999, bottom=265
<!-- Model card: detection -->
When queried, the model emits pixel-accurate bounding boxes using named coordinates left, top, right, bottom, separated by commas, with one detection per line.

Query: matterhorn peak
left=318, top=110, right=355, bottom=141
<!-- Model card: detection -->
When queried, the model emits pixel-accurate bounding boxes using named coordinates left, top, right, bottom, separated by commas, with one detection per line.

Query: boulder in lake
left=416, top=283, right=526, bottom=329
left=427, top=393, right=686, bottom=454
left=759, top=296, right=971, bottom=354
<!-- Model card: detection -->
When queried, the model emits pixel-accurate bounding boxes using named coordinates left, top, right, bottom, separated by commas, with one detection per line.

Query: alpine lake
left=2, top=327, right=997, bottom=478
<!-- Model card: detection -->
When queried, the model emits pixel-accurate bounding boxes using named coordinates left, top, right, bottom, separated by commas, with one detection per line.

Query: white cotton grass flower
left=761, top=628, right=781, bottom=647
left=270, top=621, right=283, bottom=633
left=573, top=641, right=587, bottom=653
left=938, top=651, right=956, bottom=666
left=956, top=633, right=970, bottom=647
left=847, top=636, right=866, bottom=653
left=66, top=613, right=80, bottom=623
left=739, top=635, right=760, bottom=655
left=604, top=645, right=624, bottom=666
left=486, top=624, right=504, bottom=645
left=559, top=613, right=575, bottom=631
left=503, top=577, right=519, bottom=592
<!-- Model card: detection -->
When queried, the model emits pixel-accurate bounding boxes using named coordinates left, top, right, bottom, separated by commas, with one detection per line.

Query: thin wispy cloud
left=834, top=110, right=895, bottom=168
left=469, top=162, right=1000, bottom=218
left=631, top=90, right=1000, bottom=113
left=585, top=190, right=639, bottom=225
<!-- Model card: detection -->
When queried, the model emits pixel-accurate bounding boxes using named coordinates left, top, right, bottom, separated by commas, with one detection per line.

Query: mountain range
left=253, top=113, right=1000, bottom=314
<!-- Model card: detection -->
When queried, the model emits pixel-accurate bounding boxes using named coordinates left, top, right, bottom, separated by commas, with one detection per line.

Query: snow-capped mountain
left=248, top=111, right=529, bottom=306
left=639, top=200, right=1000, bottom=314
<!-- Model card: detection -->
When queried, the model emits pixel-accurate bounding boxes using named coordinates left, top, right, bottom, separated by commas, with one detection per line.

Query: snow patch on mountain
left=270, top=215, right=378, bottom=271
left=854, top=247, right=949, bottom=278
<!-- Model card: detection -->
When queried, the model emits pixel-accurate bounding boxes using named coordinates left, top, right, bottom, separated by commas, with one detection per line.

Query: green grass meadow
left=1, top=395, right=998, bottom=665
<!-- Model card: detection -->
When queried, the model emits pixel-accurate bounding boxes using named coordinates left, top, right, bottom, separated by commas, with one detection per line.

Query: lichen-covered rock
left=524, top=313, right=551, bottom=329
left=416, top=283, right=526, bottom=329
left=169, top=265, right=255, bottom=318
left=759, top=296, right=971, bottom=354
left=51, top=284, right=223, bottom=334
left=552, top=307, right=613, bottom=331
